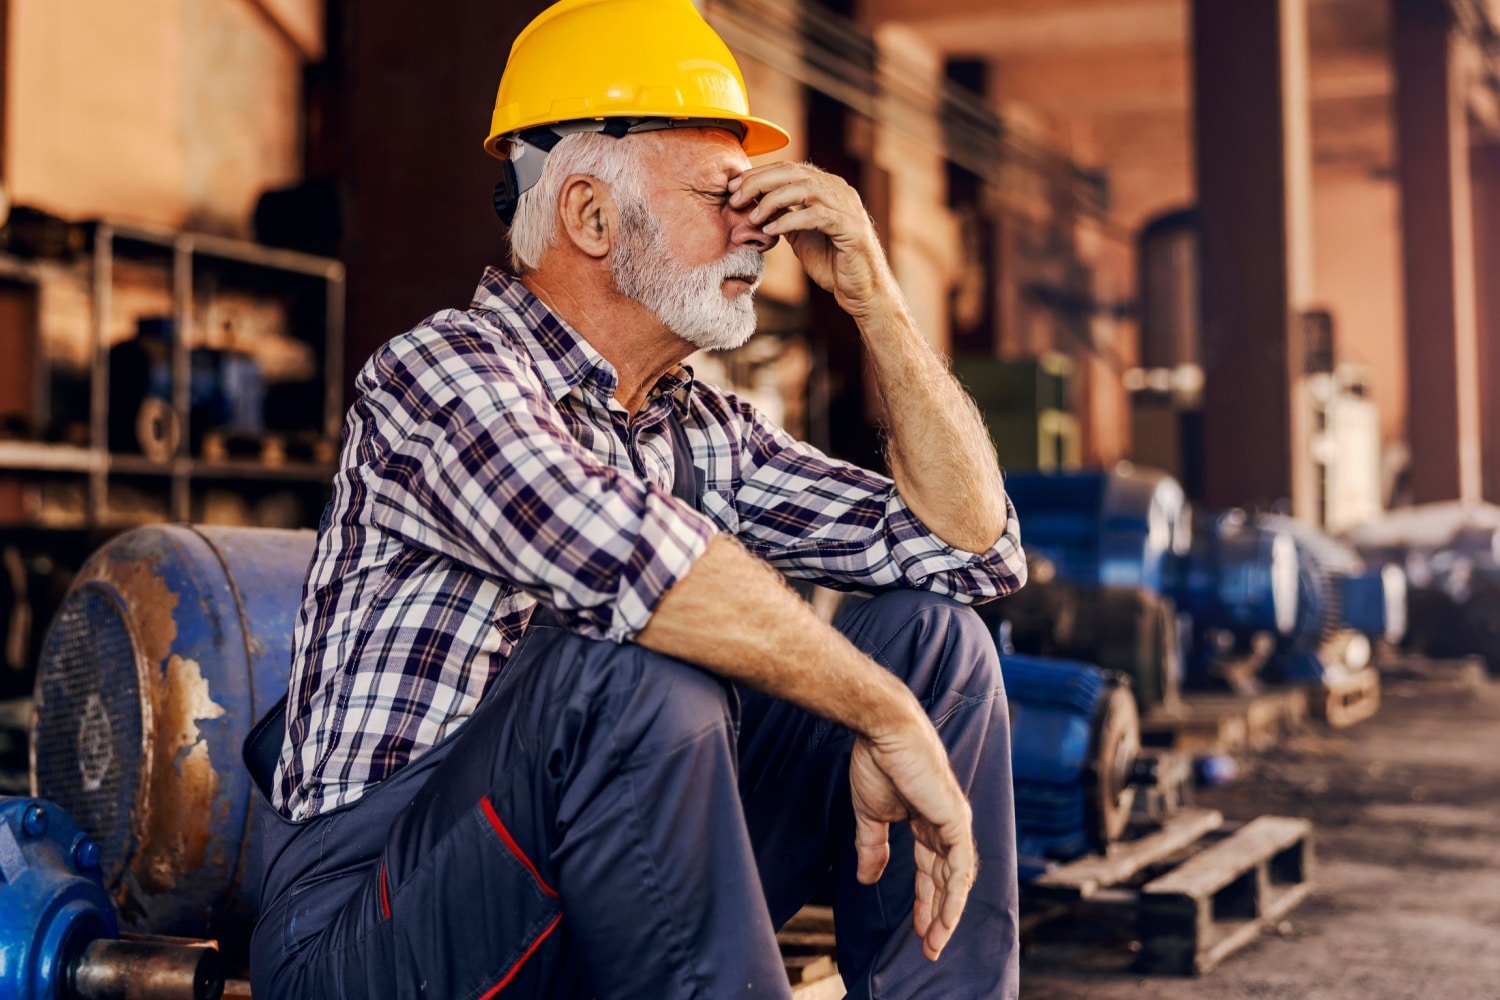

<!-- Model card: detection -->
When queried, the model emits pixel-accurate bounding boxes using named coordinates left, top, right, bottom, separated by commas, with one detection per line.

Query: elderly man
left=250, top=0, right=1026, bottom=997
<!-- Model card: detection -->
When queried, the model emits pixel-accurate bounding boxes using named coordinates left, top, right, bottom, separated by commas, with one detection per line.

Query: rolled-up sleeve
left=359, top=328, right=715, bottom=642
left=728, top=399, right=1027, bottom=602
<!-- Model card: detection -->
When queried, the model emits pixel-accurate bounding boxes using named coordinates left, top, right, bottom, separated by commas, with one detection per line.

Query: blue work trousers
left=249, top=590, right=1020, bottom=998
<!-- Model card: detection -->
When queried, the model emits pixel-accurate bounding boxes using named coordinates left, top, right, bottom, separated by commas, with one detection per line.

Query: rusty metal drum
left=30, top=525, right=314, bottom=942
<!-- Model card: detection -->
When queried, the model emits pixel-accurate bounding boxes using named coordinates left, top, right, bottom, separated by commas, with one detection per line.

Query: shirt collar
left=470, top=267, right=613, bottom=402
left=470, top=267, right=696, bottom=407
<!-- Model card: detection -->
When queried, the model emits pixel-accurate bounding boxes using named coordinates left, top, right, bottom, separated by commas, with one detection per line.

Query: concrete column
left=1471, top=143, right=1500, bottom=503
left=339, top=0, right=553, bottom=379
left=1392, top=0, right=1484, bottom=503
left=1191, top=0, right=1317, bottom=514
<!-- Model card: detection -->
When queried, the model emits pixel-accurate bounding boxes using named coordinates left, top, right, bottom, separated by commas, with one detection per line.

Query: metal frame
left=23, top=222, right=346, bottom=528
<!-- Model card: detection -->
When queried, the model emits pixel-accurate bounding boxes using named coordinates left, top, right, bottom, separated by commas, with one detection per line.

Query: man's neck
left=521, top=270, right=693, bottom=416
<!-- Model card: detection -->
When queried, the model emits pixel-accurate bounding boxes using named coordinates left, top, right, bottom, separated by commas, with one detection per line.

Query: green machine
left=952, top=353, right=1080, bottom=472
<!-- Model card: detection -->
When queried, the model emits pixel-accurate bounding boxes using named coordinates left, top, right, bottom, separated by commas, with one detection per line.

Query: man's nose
left=729, top=214, right=779, bottom=253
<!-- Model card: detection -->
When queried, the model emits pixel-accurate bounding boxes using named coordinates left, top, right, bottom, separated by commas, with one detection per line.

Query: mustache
left=705, top=247, right=766, bottom=290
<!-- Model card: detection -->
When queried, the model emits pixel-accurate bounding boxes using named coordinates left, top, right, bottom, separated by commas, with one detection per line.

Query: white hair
left=507, top=132, right=647, bottom=272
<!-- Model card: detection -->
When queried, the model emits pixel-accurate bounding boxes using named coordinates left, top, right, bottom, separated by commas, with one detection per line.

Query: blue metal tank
left=30, top=524, right=314, bottom=943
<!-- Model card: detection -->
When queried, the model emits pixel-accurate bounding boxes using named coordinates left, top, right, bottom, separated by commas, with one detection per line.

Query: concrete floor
left=1021, top=664, right=1500, bottom=999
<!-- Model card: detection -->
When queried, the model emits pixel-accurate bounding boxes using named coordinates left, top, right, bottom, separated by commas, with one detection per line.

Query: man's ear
left=557, top=174, right=613, bottom=260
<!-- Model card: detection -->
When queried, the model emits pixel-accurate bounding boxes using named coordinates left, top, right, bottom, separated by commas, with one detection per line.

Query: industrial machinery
left=30, top=524, right=314, bottom=949
left=1002, top=654, right=1149, bottom=879
left=1000, top=465, right=1401, bottom=692
left=1173, top=509, right=1300, bottom=687
left=1258, top=513, right=1405, bottom=683
left=1002, top=464, right=1191, bottom=593
left=108, top=316, right=266, bottom=461
left=0, top=795, right=223, bottom=999
left=987, top=555, right=1182, bottom=710
left=993, top=465, right=1192, bottom=708
left=1346, top=502, right=1500, bottom=674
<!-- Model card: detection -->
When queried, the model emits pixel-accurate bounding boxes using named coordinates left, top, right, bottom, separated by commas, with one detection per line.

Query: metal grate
left=33, top=585, right=144, bottom=891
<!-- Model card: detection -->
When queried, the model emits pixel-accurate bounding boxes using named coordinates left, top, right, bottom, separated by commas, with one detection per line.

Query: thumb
left=854, top=810, right=891, bottom=885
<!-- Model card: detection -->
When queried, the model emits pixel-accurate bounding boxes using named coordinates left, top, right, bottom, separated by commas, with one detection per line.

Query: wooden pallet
left=1137, top=816, right=1315, bottom=974
left=1307, top=668, right=1380, bottom=728
left=1029, top=806, right=1225, bottom=902
left=1021, top=811, right=1315, bottom=976
left=1141, top=689, right=1308, bottom=752
left=1128, top=749, right=1195, bottom=827
left=780, top=906, right=846, bottom=998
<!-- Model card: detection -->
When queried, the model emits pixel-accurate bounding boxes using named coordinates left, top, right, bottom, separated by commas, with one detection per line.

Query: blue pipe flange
left=0, top=796, right=116, bottom=1000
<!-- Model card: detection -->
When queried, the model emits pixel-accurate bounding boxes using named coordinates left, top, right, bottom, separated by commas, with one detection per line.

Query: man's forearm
left=856, top=295, right=1009, bottom=554
left=636, top=535, right=926, bottom=739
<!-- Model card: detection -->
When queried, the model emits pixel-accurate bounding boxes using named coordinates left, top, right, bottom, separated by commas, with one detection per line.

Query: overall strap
left=667, top=408, right=703, bottom=512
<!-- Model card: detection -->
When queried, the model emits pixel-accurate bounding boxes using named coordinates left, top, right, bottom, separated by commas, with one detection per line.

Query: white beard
left=610, top=200, right=765, bottom=352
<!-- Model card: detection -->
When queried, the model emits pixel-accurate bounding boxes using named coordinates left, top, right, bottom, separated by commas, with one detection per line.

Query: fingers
left=728, top=162, right=830, bottom=208
left=922, top=833, right=977, bottom=961
left=853, top=809, right=892, bottom=885
left=762, top=205, right=840, bottom=239
left=913, top=841, right=936, bottom=938
left=729, top=164, right=859, bottom=230
left=744, top=182, right=815, bottom=226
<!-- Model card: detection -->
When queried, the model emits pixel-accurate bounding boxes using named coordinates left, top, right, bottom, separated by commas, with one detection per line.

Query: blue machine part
left=1003, top=465, right=1191, bottom=594
left=119, top=318, right=267, bottom=437
left=1261, top=513, right=1408, bottom=645
left=31, top=525, right=314, bottom=942
left=1176, top=511, right=1300, bottom=639
left=1003, top=654, right=1140, bottom=880
left=0, top=797, right=115, bottom=1000
left=1339, top=564, right=1408, bottom=645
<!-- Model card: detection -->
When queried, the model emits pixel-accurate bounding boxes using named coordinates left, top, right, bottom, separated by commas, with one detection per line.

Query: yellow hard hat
left=484, top=0, right=791, bottom=159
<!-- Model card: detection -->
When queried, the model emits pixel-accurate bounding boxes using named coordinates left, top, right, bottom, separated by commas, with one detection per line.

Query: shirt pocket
left=697, top=489, right=740, bottom=535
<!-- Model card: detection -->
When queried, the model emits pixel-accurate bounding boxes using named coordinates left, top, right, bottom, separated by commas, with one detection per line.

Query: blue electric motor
left=1004, top=464, right=1192, bottom=593
left=31, top=525, right=314, bottom=945
left=1174, top=511, right=1302, bottom=686
left=1003, top=654, right=1142, bottom=879
left=1257, top=514, right=1407, bottom=682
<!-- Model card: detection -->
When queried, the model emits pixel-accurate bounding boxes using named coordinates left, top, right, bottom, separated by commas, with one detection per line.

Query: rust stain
left=136, top=654, right=226, bottom=895
left=87, top=551, right=179, bottom=667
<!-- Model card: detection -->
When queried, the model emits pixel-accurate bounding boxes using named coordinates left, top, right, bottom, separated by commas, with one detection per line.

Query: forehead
left=641, top=128, right=750, bottom=185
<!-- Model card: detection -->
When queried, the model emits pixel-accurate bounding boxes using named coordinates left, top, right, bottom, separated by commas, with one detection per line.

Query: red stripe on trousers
left=477, top=911, right=563, bottom=999
left=479, top=796, right=559, bottom=899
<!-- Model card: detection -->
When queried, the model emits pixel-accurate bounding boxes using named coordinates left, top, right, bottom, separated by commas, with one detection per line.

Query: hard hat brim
left=485, top=115, right=791, bottom=161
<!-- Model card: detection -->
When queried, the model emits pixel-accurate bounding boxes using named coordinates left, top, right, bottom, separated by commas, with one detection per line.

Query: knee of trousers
left=835, top=590, right=1003, bottom=706
left=537, top=634, right=738, bottom=765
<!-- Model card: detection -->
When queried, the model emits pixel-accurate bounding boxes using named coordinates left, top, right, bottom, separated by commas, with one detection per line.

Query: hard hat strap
left=494, top=116, right=750, bottom=228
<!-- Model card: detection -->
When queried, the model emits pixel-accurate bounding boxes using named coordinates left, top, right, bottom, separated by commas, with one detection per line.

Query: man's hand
left=728, top=163, right=896, bottom=320
left=638, top=537, right=981, bottom=960
left=849, top=718, right=977, bottom=962
left=733, top=162, right=1012, bottom=557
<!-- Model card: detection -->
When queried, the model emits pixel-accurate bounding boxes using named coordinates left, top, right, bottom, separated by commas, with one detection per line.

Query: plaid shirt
left=274, top=268, right=1027, bottom=820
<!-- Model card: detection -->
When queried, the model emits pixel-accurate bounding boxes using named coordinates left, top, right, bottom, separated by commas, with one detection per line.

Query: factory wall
left=6, top=0, right=317, bottom=236
left=1311, top=164, right=1406, bottom=450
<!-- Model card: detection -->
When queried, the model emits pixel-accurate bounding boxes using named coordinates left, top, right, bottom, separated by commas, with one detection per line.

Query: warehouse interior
left=0, top=0, right=1498, bottom=996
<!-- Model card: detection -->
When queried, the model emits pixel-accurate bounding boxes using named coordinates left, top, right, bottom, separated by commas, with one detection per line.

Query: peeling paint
left=135, top=654, right=226, bottom=897
left=87, top=552, right=180, bottom=666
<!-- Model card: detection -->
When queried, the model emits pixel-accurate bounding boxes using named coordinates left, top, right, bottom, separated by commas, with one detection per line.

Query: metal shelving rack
left=72, top=221, right=346, bottom=525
